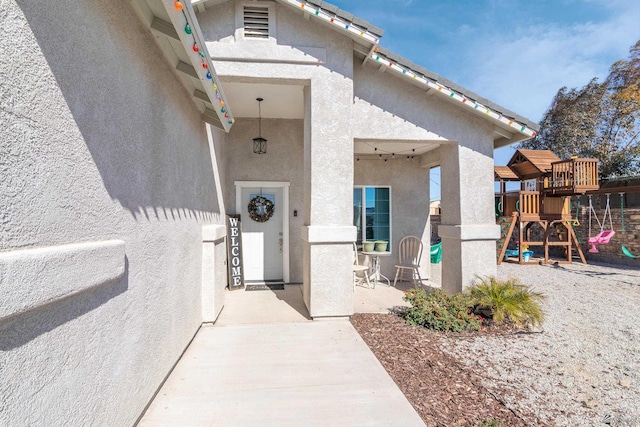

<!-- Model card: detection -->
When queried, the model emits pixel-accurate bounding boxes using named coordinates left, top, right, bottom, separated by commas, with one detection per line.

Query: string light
left=166, top=2, right=234, bottom=129
left=288, top=2, right=533, bottom=137
left=368, top=49, right=536, bottom=138
left=283, top=0, right=380, bottom=45
left=359, top=144, right=422, bottom=162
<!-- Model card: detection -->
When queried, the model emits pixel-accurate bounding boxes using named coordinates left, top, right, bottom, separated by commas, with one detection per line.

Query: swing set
left=494, top=149, right=639, bottom=264
left=494, top=150, right=598, bottom=265
left=587, top=192, right=639, bottom=258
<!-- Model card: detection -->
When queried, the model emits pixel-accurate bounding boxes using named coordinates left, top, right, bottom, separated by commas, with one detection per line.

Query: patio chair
left=353, top=243, right=371, bottom=289
left=393, top=236, right=423, bottom=287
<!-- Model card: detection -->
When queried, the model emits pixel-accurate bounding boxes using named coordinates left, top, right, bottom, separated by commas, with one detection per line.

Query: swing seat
left=622, top=245, right=640, bottom=259
left=588, top=230, right=616, bottom=253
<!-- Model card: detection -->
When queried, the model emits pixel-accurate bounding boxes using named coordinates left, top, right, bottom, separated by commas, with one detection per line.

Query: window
left=353, top=187, right=391, bottom=246
left=243, top=5, right=270, bottom=39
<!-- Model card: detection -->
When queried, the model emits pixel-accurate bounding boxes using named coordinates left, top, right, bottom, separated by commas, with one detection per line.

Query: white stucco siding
left=201, top=1, right=350, bottom=76
left=201, top=2, right=356, bottom=316
left=1, top=1, right=223, bottom=426
left=200, top=1, right=357, bottom=227
left=352, top=59, right=499, bottom=291
left=352, top=58, right=494, bottom=151
left=224, top=118, right=305, bottom=282
left=354, top=161, right=431, bottom=280
left=353, top=59, right=497, bottom=226
left=440, top=144, right=497, bottom=225
left=198, top=0, right=236, bottom=43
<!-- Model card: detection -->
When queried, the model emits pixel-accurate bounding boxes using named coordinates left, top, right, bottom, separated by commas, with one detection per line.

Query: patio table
left=361, top=251, right=391, bottom=288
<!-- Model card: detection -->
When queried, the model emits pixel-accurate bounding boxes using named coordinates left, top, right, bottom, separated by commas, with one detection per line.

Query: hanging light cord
left=258, top=100, right=262, bottom=137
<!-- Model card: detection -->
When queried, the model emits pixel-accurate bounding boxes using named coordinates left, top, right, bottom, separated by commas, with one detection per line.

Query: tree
left=521, top=40, right=640, bottom=179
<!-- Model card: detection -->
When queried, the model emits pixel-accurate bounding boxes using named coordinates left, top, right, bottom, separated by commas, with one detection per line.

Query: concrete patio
left=136, top=266, right=442, bottom=426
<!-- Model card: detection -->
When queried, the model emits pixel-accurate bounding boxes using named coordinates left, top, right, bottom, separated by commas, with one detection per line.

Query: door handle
left=279, top=238, right=283, bottom=253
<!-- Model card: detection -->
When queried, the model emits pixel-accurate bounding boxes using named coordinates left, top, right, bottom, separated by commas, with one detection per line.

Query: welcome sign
left=226, top=214, right=244, bottom=290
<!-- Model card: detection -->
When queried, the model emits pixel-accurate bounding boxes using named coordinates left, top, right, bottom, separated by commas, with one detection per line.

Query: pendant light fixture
left=252, top=97, right=267, bottom=154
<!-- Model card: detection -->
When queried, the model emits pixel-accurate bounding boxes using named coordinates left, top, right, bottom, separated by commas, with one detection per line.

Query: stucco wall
left=223, top=118, right=305, bottom=282
left=200, top=0, right=356, bottom=228
left=353, top=57, right=499, bottom=291
left=200, top=1, right=357, bottom=316
left=352, top=57, right=493, bottom=145
left=201, top=1, right=499, bottom=294
left=0, top=1, right=223, bottom=425
left=354, top=160, right=431, bottom=279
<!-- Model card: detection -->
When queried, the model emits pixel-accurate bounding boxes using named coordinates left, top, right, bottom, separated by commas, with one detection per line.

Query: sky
left=327, top=0, right=640, bottom=199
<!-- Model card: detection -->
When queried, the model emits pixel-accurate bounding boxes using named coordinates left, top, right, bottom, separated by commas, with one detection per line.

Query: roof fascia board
left=368, top=49, right=538, bottom=141
left=275, top=0, right=382, bottom=46
left=160, top=0, right=234, bottom=131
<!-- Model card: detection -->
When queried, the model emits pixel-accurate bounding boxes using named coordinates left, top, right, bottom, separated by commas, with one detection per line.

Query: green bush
left=467, top=276, right=545, bottom=328
left=478, top=417, right=503, bottom=427
left=403, top=288, right=482, bottom=332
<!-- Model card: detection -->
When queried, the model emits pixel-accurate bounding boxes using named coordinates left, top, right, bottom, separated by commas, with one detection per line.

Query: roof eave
left=275, top=0, right=383, bottom=48
left=132, top=0, right=235, bottom=131
left=368, top=48, right=539, bottom=144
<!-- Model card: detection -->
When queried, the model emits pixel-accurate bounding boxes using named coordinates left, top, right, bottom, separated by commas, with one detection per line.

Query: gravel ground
left=439, top=262, right=640, bottom=426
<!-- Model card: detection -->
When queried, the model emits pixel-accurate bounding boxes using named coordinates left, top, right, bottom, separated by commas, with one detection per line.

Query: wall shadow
left=272, top=284, right=311, bottom=320
left=0, top=257, right=129, bottom=351
left=14, top=0, right=222, bottom=221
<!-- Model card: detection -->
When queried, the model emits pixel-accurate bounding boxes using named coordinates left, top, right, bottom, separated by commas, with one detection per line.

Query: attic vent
left=244, top=6, right=270, bottom=39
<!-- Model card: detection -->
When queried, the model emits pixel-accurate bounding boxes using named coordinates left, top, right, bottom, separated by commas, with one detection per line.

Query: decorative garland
left=248, top=196, right=275, bottom=223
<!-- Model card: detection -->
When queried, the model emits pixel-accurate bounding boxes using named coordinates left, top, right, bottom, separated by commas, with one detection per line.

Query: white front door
left=240, top=187, right=284, bottom=283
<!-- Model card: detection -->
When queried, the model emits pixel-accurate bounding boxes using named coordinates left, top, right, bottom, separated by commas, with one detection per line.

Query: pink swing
left=587, top=194, right=615, bottom=253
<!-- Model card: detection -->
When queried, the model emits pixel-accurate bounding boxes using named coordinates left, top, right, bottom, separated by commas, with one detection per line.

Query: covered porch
left=217, top=76, right=502, bottom=321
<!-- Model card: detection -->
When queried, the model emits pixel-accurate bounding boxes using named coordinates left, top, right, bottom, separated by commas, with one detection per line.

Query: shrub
left=478, top=416, right=503, bottom=427
left=467, top=276, right=545, bottom=328
left=403, top=288, right=482, bottom=332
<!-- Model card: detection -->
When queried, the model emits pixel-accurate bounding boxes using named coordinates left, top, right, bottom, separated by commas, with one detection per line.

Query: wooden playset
left=495, top=150, right=599, bottom=265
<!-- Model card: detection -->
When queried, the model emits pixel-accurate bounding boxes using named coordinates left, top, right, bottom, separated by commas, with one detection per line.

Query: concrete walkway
left=138, top=320, right=425, bottom=426
left=137, top=273, right=446, bottom=426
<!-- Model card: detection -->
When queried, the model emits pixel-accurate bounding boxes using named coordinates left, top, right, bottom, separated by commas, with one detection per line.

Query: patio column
left=439, top=143, right=499, bottom=294
left=301, top=82, right=356, bottom=319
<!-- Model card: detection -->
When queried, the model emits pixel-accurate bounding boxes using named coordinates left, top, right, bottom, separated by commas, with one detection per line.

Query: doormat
left=245, top=283, right=285, bottom=291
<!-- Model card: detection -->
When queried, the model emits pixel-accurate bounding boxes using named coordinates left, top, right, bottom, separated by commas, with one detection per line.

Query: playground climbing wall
left=495, top=215, right=517, bottom=264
